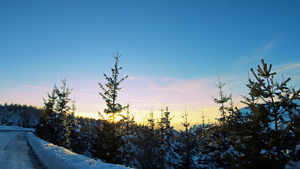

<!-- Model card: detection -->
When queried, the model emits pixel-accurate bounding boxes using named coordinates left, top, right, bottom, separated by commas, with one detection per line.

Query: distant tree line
left=0, top=103, right=42, bottom=127
left=1, top=51, right=299, bottom=168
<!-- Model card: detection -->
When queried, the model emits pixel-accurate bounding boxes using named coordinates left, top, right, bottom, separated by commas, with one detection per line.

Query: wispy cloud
left=127, top=75, right=150, bottom=81
left=236, top=35, right=282, bottom=66
left=148, top=78, right=210, bottom=93
left=294, top=76, right=300, bottom=79
left=72, top=92, right=98, bottom=97
left=123, top=74, right=249, bottom=109
left=123, top=76, right=219, bottom=109
left=9, top=82, right=51, bottom=90
left=118, top=75, right=229, bottom=126
left=274, top=63, right=300, bottom=73
left=9, top=81, right=100, bottom=98
left=120, top=98, right=162, bottom=104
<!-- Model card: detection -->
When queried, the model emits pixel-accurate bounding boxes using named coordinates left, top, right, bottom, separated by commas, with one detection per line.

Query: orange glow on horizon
left=75, top=106, right=223, bottom=130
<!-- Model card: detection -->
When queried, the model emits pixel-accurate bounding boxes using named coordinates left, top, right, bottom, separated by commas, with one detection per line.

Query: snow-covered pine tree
left=36, top=86, right=57, bottom=143
left=146, top=110, right=159, bottom=168
left=158, top=107, right=181, bottom=169
left=131, top=111, right=160, bottom=169
left=92, top=50, right=128, bottom=164
left=98, top=50, right=128, bottom=123
left=148, top=110, right=155, bottom=131
left=131, top=122, right=161, bottom=169
left=178, top=106, right=198, bottom=169
left=91, top=119, right=124, bottom=164
left=213, top=74, right=231, bottom=121
left=0, top=103, right=42, bottom=127
left=210, top=75, right=232, bottom=168
left=68, top=98, right=81, bottom=153
left=54, top=78, right=73, bottom=148
left=237, top=59, right=300, bottom=168
left=120, top=104, right=137, bottom=167
left=217, top=99, right=244, bottom=168
left=122, top=104, right=135, bottom=136
left=76, top=117, right=96, bottom=155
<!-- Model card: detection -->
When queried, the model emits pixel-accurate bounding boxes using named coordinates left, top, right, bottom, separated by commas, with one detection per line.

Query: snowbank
left=27, top=132, right=128, bottom=169
left=0, top=125, right=34, bottom=132
left=285, top=144, right=300, bottom=169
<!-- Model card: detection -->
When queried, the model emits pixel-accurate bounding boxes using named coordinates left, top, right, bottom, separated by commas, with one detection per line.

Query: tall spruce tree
left=54, top=78, right=73, bottom=148
left=36, top=87, right=57, bottom=142
left=217, top=59, right=300, bottom=168
left=37, top=79, right=76, bottom=149
left=213, top=74, right=231, bottom=121
left=134, top=110, right=158, bottom=169
left=120, top=104, right=137, bottom=167
left=179, top=106, right=198, bottom=169
left=92, top=50, right=128, bottom=164
left=68, top=99, right=81, bottom=152
left=122, top=104, right=135, bottom=136
left=158, top=107, right=181, bottom=168
left=211, top=75, right=232, bottom=168
left=98, top=50, right=128, bottom=123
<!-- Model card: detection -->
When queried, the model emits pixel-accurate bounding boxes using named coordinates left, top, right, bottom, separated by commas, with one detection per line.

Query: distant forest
left=0, top=103, right=42, bottom=127
left=1, top=55, right=299, bottom=168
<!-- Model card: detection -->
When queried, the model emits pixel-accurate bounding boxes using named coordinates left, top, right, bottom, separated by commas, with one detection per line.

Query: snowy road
left=0, top=131, right=45, bottom=169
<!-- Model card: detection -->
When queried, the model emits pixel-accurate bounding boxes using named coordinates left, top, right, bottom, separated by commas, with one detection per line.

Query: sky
left=1, top=0, right=300, bottom=129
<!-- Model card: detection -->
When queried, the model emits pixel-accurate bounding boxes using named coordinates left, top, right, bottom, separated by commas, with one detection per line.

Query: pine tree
left=54, top=78, right=73, bottom=148
left=120, top=104, right=137, bottom=167
left=158, top=107, right=181, bottom=169
left=122, top=104, right=135, bottom=136
left=98, top=50, right=128, bottom=123
left=134, top=110, right=159, bottom=169
left=92, top=50, right=128, bottom=164
left=68, top=99, right=81, bottom=152
left=76, top=117, right=95, bottom=155
left=0, top=103, right=42, bottom=127
left=179, top=106, right=198, bottom=169
left=158, top=106, right=167, bottom=168
left=91, top=120, right=124, bottom=164
left=36, top=87, right=57, bottom=143
left=232, top=59, right=300, bottom=168
left=37, top=79, right=77, bottom=150
left=129, top=124, right=159, bottom=169
left=213, top=74, right=231, bottom=121
left=148, top=110, right=155, bottom=131
left=211, top=75, right=232, bottom=168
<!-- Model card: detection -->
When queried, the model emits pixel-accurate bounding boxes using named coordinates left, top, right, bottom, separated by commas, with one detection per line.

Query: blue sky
left=1, top=1, right=300, bottom=128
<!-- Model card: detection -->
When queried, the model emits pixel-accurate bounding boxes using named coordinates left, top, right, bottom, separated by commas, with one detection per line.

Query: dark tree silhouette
left=98, top=50, right=128, bottom=123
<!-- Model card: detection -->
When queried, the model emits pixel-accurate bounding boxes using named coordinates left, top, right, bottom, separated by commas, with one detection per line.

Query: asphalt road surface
left=0, top=131, right=46, bottom=169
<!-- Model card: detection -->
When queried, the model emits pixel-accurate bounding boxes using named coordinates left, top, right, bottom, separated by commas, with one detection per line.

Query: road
left=0, top=131, right=46, bottom=169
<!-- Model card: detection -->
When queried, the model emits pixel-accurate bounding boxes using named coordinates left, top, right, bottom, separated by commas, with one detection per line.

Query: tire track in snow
left=0, top=131, right=45, bottom=169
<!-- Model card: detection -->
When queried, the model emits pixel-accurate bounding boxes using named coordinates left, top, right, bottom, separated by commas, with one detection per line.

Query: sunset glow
left=1, top=1, right=300, bottom=129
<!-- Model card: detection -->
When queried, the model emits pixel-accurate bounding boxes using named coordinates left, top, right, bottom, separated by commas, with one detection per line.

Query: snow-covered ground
left=0, top=125, right=35, bottom=132
left=27, top=132, right=129, bottom=169
left=0, top=129, right=44, bottom=169
left=0, top=126, right=128, bottom=169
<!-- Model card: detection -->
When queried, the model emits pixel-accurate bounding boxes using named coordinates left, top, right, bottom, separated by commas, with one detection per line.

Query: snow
left=0, top=130, right=43, bottom=168
left=0, top=126, right=129, bottom=169
left=285, top=144, right=300, bottom=169
left=0, top=125, right=34, bottom=132
left=27, top=132, right=129, bottom=169
left=221, top=145, right=242, bottom=159
left=295, top=145, right=300, bottom=152
left=286, top=161, right=300, bottom=169
left=239, top=99, right=300, bottom=130
left=260, top=149, right=267, bottom=155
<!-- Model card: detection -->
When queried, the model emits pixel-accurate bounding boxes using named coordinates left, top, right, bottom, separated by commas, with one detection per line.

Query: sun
left=112, top=114, right=125, bottom=122
left=101, top=113, right=125, bottom=123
